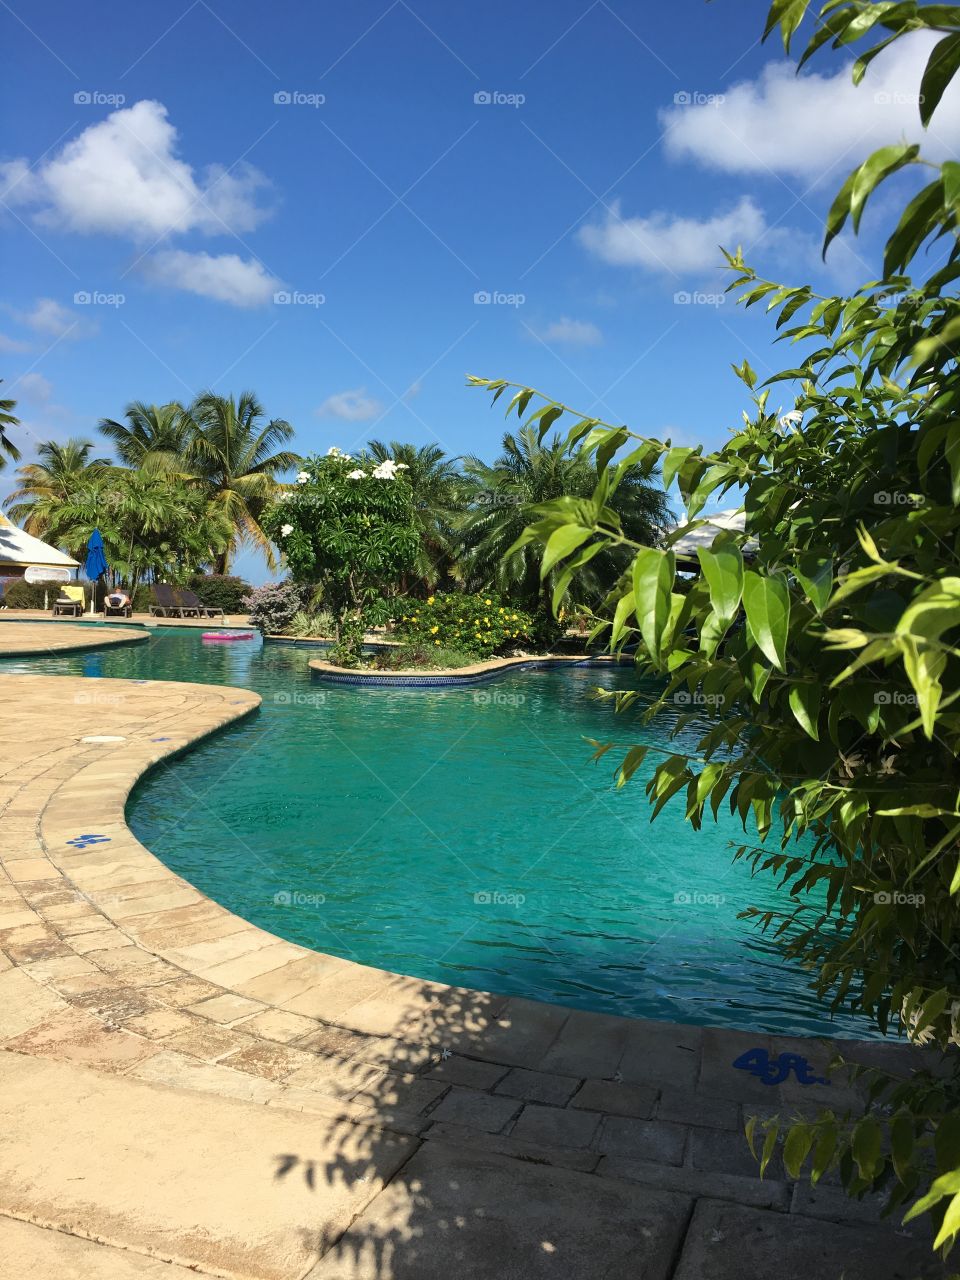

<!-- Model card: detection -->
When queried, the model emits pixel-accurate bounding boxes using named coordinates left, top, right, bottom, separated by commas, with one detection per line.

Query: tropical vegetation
left=0, top=382, right=21, bottom=468
left=392, top=590, right=535, bottom=659
left=468, top=0, right=960, bottom=1257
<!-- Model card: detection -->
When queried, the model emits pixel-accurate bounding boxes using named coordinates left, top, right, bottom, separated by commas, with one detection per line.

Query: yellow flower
left=434, top=639, right=440, bottom=646
left=430, top=625, right=439, bottom=634
left=484, top=598, right=492, bottom=605
left=484, top=616, right=489, bottom=624
left=427, top=596, right=435, bottom=604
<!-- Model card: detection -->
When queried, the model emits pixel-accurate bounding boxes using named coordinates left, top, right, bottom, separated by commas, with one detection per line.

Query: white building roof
left=669, top=508, right=754, bottom=558
left=0, top=514, right=80, bottom=569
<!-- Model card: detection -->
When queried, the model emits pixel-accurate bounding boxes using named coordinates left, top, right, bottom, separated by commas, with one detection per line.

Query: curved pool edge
left=0, top=619, right=149, bottom=658
left=309, top=651, right=627, bottom=687
left=0, top=669, right=925, bottom=1146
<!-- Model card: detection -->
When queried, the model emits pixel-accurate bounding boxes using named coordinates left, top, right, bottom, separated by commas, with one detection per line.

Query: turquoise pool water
left=2, top=624, right=872, bottom=1037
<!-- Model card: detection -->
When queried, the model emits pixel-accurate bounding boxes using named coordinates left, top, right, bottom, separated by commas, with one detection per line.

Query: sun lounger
left=176, top=588, right=224, bottom=620
left=52, top=584, right=85, bottom=617
left=104, top=594, right=132, bottom=618
left=149, top=583, right=189, bottom=617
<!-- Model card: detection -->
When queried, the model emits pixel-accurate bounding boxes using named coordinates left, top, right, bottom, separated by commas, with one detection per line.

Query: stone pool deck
left=0, top=671, right=945, bottom=1278
left=0, top=620, right=149, bottom=656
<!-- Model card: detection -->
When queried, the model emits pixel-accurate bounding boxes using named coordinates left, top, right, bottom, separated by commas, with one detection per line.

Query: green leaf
left=759, top=1121, right=780, bottom=1178
left=795, top=554, right=833, bottom=614
left=697, top=543, right=744, bottom=626
left=850, top=144, right=920, bottom=233
left=783, top=1123, right=814, bottom=1179
left=540, top=524, right=593, bottom=579
left=891, top=1114, right=915, bottom=1182
left=851, top=1116, right=883, bottom=1182
left=788, top=682, right=821, bottom=740
left=632, top=547, right=676, bottom=663
left=920, top=32, right=960, bottom=127
left=743, top=570, right=791, bottom=671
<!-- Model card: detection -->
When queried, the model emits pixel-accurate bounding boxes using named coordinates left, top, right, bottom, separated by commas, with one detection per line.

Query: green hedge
left=1, top=579, right=55, bottom=609
left=188, top=574, right=252, bottom=614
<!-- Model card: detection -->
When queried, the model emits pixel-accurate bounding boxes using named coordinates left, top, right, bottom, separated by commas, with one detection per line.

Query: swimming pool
left=2, top=624, right=872, bottom=1037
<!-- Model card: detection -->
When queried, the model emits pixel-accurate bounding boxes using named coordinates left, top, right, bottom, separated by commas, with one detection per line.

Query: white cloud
left=661, top=32, right=960, bottom=180
left=141, top=250, right=281, bottom=307
left=0, top=333, right=32, bottom=354
left=16, top=373, right=52, bottom=402
left=316, top=388, right=385, bottom=422
left=535, top=316, right=603, bottom=346
left=580, top=197, right=770, bottom=274
left=9, top=297, right=95, bottom=341
left=1, top=100, right=271, bottom=240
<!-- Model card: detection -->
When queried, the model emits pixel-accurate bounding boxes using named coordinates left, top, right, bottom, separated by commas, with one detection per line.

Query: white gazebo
left=0, top=514, right=79, bottom=604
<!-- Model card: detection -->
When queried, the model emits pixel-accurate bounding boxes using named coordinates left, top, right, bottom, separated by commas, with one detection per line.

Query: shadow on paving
left=263, top=981, right=943, bottom=1280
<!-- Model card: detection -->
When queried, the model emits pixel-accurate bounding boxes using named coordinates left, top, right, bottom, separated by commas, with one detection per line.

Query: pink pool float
left=201, top=631, right=255, bottom=642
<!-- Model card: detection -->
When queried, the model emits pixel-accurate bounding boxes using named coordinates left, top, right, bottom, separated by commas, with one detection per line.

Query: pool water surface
left=2, top=625, right=874, bottom=1037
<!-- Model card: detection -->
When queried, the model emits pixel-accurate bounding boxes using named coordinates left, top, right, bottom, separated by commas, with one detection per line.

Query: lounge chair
left=176, top=588, right=224, bottom=620
left=52, top=584, right=85, bottom=617
left=149, top=583, right=189, bottom=617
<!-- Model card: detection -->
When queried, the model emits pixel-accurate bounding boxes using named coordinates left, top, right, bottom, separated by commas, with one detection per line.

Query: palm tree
left=0, top=382, right=22, bottom=469
left=366, top=440, right=463, bottom=590
left=186, top=391, right=300, bottom=573
left=4, top=438, right=111, bottom=533
left=99, top=401, right=190, bottom=472
left=458, top=426, right=672, bottom=611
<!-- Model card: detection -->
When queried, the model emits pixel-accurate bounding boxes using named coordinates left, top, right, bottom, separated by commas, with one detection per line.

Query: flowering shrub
left=242, top=580, right=312, bottom=633
left=262, top=447, right=419, bottom=663
left=392, top=591, right=535, bottom=658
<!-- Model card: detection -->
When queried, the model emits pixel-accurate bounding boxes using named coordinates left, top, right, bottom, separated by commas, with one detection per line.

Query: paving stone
left=0, top=1049, right=414, bottom=1280
left=596, top=1114, right=687, bottom=1164
left=428, top=1085, right=521, bottom=1133
left=599, top=1154, right=791, bottom=1209
left=122, top=1008, right=196, bottom=1038
left=219, top=1040, right=317, bottom=1081
left=0, top=1212, right=206, bottom=1278
left=187, top=992, right=266, bottom=1024
left=671, top=1199, right=941, bottom=1280
left=617, top=1018, right=702, bottom=1091
left=687, top=1125, right=779, bottom=1180
left=0, top=966, right=69, bottom=1037
left=427, top=1121, right=601, bottom=1174
left=657, top=1088, right=740, bottom=1130
left=350, top=1070, right=448, bottom=1116
left=238, top=1007, right=319, bottom=1043
left=511, top=1102, right=601, bottom=1149
left=570, top=1078, right=657, bottom=1118
left=424, top=1052, right=509, bottom=1090
left=538, top=1009, right=631, bottom=1078
left=162, top=1021, right=257, bottom=1063
left=310, top=1141, right=691, bottom=1280
left=493, top=1066, right=580, bottom=1105
left=4, top=1007, right=160, bottom=1072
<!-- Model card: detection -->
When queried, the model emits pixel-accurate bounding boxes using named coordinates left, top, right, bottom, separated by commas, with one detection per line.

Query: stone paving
left=0, top=663, right=947, bottom=1278
left=0, top=620, right=148, bottom=656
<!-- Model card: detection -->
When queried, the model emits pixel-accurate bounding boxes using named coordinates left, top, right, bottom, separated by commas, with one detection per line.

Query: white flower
left=372, top=460, right=399, bottom=480
left=280, top=523, right=293, bottom=537
left=396, top=462, right=409, bottom=469
left=347, top=468, right=367, bottom=480
left=326, top=446, right=342, bottom=457
left=779, top=410, right=803, bottom=428
left=278, top=492, right=292, bottom=501
left=296, top=470, right=310, bottom=484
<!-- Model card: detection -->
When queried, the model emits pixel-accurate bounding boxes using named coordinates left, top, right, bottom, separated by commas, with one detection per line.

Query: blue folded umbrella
left=84, top=528, right=109, bottom=581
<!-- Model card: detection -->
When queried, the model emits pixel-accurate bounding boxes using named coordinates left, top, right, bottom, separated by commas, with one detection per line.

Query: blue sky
left=3, top=0, right=957, bottom=582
